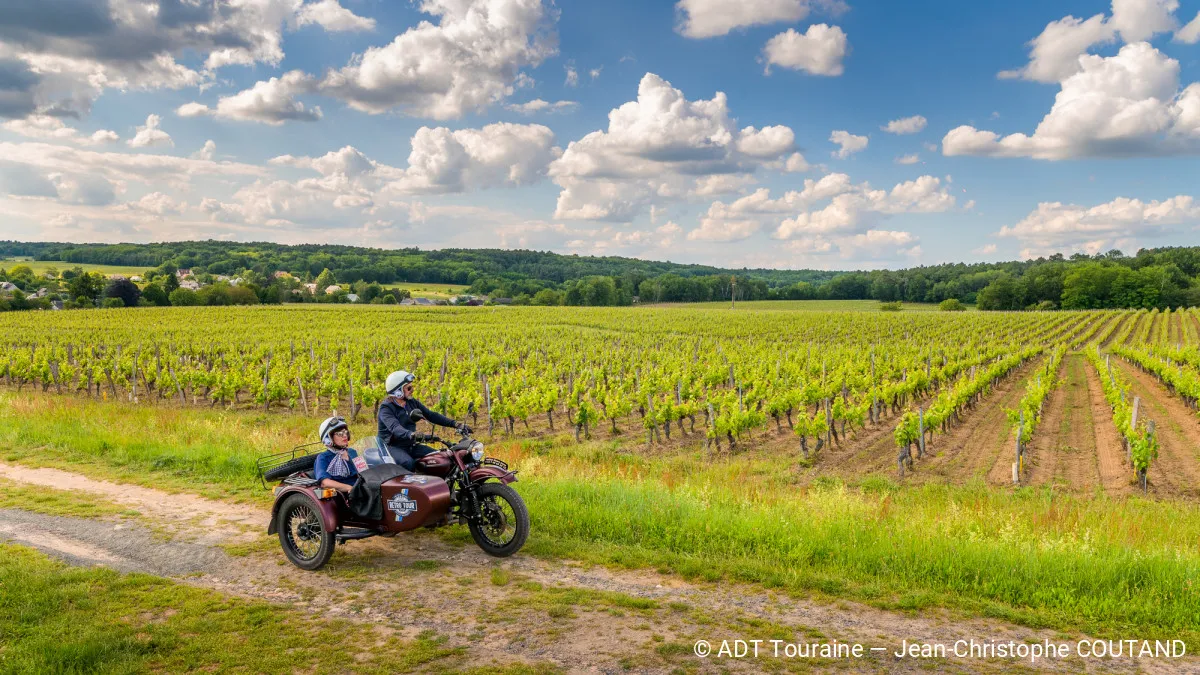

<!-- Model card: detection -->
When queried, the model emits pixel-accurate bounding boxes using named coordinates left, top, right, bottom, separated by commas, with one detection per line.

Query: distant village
left=0, top=260, right=509, bottom=311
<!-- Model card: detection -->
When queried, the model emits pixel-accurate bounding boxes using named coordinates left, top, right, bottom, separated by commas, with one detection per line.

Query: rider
left=313, top=416, right=360, bottom=493
left=377, top=370, right=470, bottom=470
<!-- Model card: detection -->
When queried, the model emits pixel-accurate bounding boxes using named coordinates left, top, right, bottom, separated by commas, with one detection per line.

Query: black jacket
left=377, top=396, right=456, bottom=452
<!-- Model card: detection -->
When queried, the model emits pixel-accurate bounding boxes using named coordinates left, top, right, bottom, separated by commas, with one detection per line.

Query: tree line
left=2, top=240, right=1199, bottom=310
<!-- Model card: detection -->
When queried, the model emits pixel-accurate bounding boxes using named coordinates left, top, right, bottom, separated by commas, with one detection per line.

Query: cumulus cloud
left=689, top=172, right=953, bottom=245
left=192, top=140, right=217, bottom=161
left=763, top=24, right=848, bottom=76
left=829, top=129, right=867, bottom=158
left=2, top=115, right=118, bottom=145
left=548, top=72, right=800, bottom=221
left=318, top=0, right=557, bottom=120
left=0, top=0, right=367, bottom=120
left=565, top=66, right=580, bottom=87
left=997, top=13, right=1115, bottom=83
left=895, top=153, right=920, bottom=165
left=882, top=115, right=927, bottom=134
left=127, top=114, right=173, bottom=148
left=176, top=71, right=321, bottom=125
left=295, top=0, right=376, bottom=32
left=1178, top=11, right=1200, bottom=42
left=505, top=99, right=579, bottom=114
left=674, top=0, right=847, bottom=39
left=946, top=42, right=1200, bottom=159
left=998, top=194, right=1200, bottom=258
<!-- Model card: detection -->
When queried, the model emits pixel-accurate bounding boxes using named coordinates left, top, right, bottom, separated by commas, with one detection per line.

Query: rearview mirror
left=409, top=409, right=426, bottom=423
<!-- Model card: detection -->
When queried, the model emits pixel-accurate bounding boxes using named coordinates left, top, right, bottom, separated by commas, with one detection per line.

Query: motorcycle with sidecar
left=258, top=408, right=528, bottom=570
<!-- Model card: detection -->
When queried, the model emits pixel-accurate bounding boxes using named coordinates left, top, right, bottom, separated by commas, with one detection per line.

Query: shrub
left=879, top=301, right=902, bottom=312
left=939, top=298, right=966, bottom=312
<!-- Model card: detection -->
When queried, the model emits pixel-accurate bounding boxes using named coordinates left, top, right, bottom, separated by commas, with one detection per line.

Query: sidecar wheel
left=277, top=493, right=335, bottom=571
left=468, top=483, right=529, bottom=557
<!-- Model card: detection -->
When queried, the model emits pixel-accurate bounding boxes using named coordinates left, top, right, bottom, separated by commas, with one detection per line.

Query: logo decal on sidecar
left=388, top=489, right=418, bottom=520
left=401, top=475, right=429, bottom=484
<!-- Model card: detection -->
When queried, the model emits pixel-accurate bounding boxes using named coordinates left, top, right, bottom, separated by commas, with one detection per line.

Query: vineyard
left=3, top=303, right=1200, bottom=496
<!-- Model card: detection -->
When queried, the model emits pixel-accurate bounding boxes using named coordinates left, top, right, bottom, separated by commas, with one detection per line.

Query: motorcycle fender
left=468, top=466, right=518, bottom=485
left=267, top=486, right=340, bottom=535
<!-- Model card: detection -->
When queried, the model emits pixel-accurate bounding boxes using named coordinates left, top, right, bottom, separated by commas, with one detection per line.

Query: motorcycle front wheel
left=468, top=483, right=529, bottom=557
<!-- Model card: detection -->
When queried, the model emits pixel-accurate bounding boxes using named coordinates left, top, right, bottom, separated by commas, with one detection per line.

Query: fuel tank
left=378, top=474, right=451, bottom=532
left=415, top=451, right=453, bottom=477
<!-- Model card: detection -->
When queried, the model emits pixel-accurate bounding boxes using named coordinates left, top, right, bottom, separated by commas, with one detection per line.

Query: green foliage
left=879, top=301, right=901, bottom=312
left=938, top=298, right=965, bottom=311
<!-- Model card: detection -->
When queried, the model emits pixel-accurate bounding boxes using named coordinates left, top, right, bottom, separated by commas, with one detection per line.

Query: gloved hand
left=456, top=421, right=473, bottom=434
left=414, top=431, right=436, bottom=442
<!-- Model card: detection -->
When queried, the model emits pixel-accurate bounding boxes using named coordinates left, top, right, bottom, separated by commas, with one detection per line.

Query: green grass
left=665, top=299, right=968, bottom=312
left=0, top=258, right=150, bottom=278
left=2, top=391, right=1198, bottom=647
left=383, top=282, right=471, bottom=299
left=0, top=543, right=474, bottom=674
left=0, top=477, right=134, bottom=519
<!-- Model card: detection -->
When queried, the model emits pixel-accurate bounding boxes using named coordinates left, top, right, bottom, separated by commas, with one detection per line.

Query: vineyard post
left=130, top=360, right=138, bottom=403
left=296, top=376, right=309, bottom=415
left=263, top=354, right=271, bottom=413
left=706, top=403, right=716, bottom=452
left=483, top=375, right=494, bottom=436
left=1142, top=421, right=1154, bottom=493
left=917, top=407, right=925, bottom=458
left=1129, top=397, right=1140, bottom=465
left=646, top=394, right=655, bottom=447
left=1014, top=408, right=1023, bottom=484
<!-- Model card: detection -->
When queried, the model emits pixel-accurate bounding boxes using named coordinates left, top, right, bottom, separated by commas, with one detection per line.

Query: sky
left=1, top=0, right=1199, bottom=271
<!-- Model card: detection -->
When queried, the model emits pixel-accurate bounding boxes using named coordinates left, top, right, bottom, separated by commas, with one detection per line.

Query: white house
left=304, top=283, right=317, bottom=293
left=0, top=282, right=17, bottom=292
left=346, top=293, right=360, bottom=303
left=179, top=280, right=201, bottom=291
left=130, top=275, right=143, bottom=282
left=325, top=284, right=342, bottom=294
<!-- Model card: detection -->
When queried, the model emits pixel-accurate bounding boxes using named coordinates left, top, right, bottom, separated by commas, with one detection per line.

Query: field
left=0, top=257, right=151, bottom=278
left=2, top=304, right=1200, bottom=672
left=665, top=299, right=960, bottom=311
left=384, top=281, right=471, bottom=299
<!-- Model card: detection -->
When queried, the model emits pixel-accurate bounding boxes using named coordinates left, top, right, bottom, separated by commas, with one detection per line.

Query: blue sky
left=1, top=0, right=1199, bottom=270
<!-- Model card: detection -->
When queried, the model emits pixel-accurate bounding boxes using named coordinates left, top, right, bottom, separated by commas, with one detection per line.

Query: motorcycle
left=258, top=406, right=529, bottom=571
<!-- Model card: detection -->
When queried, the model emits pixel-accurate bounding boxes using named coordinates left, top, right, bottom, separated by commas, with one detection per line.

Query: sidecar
left=258, top=439, right=452, bottom=570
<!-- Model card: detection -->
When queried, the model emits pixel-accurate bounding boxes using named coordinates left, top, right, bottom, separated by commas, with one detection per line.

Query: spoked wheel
left=468, top=483, right=529, bottom=557
left=277, top=493, right=335, bottom=570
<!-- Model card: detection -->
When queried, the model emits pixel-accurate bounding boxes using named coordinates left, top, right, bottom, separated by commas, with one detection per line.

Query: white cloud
left=829, top=129, right=867, bottom=158
left=882, top=115, right=927, bottom=135
left=192, top=140, right=217, bottom=161
left=0, top=0, right=365, bottom=121
left=2, top=115, right=118, bottom=146
left=1178, top=11, right=1200, bottom=42
left=763, top=24, right=848, bottom=76
left=127, top=114, right=173, bottom=148
left=590, top=67, right=603, bottom=80
left=998, top=13, right=1115, bottom=83
left=392, top=123, right=561, bottom=193
left=565, top=66, right=580, bottom=87
left=674, top=0, right=847, bottom=39
left=1110, top=0, right=1178, bottom=42
left=296, top=0, right=376, bottom=32
left=548, top=72, right=799, bottom=221
left=780, top=229, right=921, bottom=263
left=178, top=71, right=321, bottom=125
left=319, top=0, right=557, bottom=120
left=895, top=153, right=920, bottom=165
left=972, top=243, right=997, bottom=255
left=946, top=42, right=1200, bottom=159
left=998, top=194, right=1200, bottom=257
left=773, top=174, right=954, bottom=238
left=505, top=99, right=579, bottom=114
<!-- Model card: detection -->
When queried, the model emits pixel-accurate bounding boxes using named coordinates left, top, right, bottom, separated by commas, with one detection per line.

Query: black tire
left=277, top=493, right=335, bottom=571
left=468, top=483, right=529, bottom=557
left=263, top=453, right=318, bottom=482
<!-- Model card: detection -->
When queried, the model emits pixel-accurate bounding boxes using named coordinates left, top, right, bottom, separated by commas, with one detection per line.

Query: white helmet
left=319, top=416, right=348, bottom=445
left=385, top=370, right=415, bottom=395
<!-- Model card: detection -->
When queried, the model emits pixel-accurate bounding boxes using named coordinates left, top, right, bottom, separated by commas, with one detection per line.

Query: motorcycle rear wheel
left=278, top=493, right=335, bottom=570
left=468, top=483, right=529, bottom=557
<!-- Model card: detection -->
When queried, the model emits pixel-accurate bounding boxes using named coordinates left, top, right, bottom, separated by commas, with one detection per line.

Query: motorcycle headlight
left=470, top=441, right=485, bottom=463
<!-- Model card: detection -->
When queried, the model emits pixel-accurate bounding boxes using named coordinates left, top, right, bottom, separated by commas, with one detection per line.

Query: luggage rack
left=256, top=442, right=324, bottom=489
